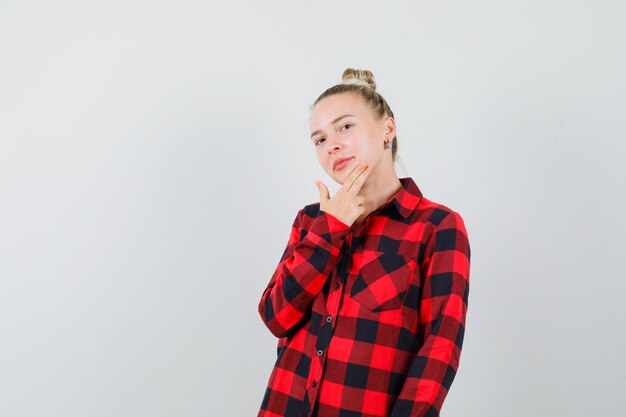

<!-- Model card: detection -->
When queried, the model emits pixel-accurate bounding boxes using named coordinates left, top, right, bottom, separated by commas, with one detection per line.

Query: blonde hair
left=311, top=68, right=399, bottom=163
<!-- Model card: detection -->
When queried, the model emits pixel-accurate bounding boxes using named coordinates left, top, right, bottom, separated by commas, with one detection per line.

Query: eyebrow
left=310, top=114, right=356, bottom=139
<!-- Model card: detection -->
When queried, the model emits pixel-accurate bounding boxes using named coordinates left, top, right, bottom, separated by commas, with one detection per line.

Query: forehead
left=309, top=93, right=370, bottom=129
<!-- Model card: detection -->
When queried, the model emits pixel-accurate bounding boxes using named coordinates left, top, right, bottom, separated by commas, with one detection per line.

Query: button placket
left=312, top=255, right=350, bottom=413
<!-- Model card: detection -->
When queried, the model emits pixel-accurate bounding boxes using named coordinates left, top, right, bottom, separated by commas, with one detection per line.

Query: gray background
left=1, top=1, right=624, bottom=416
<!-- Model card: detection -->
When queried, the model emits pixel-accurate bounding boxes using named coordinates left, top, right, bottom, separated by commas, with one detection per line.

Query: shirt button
left=312, top=380, right=317, bottom=387
left=317, top=349, right=323, bottom=356
left=326, top=316, right=332, bottom=322
left=334, top=283, right=339, bottom=290
left=344, top=247, right=350, bottom=255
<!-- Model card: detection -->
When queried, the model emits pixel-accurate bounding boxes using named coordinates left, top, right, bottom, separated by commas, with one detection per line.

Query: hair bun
left=341, top=68, right=376, bottom=91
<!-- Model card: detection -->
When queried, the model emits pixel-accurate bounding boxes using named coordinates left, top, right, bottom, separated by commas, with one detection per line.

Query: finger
left=317, top=180, right=330, bottom=203
left=342, top=162, right=368, bottom=193
left=347, top=164, right=372, bottom=195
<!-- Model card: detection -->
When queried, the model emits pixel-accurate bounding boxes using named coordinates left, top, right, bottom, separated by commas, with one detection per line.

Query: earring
left=384, top=142, right=392, bottom=149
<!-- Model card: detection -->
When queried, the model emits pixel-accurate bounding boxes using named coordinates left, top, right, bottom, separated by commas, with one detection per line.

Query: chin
left=329, top=173, right=343, bottom=186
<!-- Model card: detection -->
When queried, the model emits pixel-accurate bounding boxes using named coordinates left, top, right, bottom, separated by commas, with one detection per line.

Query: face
left=309, top=92, right=394, bottom=184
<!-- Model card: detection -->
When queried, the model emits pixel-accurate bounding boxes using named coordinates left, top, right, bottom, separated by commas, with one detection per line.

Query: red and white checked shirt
left=257, top=177, right=471, bottom=417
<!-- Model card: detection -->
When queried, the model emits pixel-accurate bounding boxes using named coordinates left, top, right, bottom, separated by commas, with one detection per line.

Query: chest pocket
left=350, top=251, right=416, bottom=311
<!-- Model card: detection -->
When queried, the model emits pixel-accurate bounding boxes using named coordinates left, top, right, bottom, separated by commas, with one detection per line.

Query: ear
left=383, top=116, right=396, bottom=138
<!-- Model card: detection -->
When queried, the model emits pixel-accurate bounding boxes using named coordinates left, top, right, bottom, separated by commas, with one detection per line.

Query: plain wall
left=1, top=1, right=624, bottom=416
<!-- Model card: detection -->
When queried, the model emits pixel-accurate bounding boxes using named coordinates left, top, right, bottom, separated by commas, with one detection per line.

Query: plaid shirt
left=257, top=177, right=471, bottom=417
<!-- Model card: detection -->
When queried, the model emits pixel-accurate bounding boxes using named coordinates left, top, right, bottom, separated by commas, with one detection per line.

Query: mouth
left=333, top=157, right=353, bottom=171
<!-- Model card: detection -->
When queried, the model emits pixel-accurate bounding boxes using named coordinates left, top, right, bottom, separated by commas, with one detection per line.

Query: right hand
left=315, top=163, right=373, bottom=227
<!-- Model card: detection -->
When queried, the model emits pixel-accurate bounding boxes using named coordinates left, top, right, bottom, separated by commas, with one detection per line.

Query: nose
left=325, top=132, right=342, bottom=155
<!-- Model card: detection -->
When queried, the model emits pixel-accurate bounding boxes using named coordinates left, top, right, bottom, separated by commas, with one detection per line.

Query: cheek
left=316, top=150, right=330, bottom=168
left=358, top=141, right=379, bottom=164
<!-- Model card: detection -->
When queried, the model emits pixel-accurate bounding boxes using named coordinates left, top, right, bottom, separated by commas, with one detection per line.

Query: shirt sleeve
left=389, top=210, right=471, bottom=417
left=258, top=207, right=352, bottom=338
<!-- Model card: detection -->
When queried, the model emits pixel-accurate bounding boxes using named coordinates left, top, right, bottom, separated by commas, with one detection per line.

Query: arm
left=390, top=210, right=471, bottom=417
left=258, top=206, right=352, bottom=338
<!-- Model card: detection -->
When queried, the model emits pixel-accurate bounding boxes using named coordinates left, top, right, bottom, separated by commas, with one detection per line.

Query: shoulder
left=415, top=196, right=468, bottom=234
left=417, top=196, right=470, bottom=258
left=415, top=197, right=463, bottom=228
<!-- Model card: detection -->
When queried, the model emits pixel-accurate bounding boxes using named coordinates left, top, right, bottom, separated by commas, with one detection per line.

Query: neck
left=353, top=167, right=402, bottom=225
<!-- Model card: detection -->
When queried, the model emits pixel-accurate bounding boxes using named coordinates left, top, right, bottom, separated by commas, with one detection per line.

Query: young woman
left=257, top=68, right=471, bottom=417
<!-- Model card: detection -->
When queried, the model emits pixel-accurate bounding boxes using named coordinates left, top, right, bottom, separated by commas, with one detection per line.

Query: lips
left=333, top=157, right=353, bottom=171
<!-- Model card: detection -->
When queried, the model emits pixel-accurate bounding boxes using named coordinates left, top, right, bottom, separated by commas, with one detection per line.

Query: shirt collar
left=384, top=177, right=423, bottom=219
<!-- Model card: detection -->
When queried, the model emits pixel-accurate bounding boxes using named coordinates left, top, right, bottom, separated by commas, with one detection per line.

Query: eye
left=314, top=138, right=325, bottom=146
left=341, top=123, right=352, bottom=130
